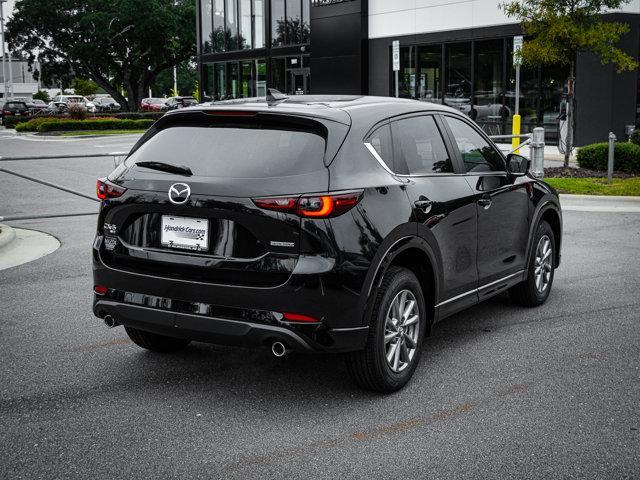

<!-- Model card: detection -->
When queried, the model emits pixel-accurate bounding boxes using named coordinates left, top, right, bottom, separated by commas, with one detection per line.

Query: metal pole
left=515, top=64, right=520, bottom=116
left=395, top=70, right=399, bottom=98
left=173, top=66, right=178, bottom=95
left=608, top=132, right=616, bottom=183
left=0, top=0, right=7, bottom=99
left=7, top=37, right=12, bottom=97
left=531, top=127, right=545, bottom=179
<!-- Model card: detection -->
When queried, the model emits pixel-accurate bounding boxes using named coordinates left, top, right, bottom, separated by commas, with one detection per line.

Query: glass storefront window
left=227, top=62, right=240, bottom=98
left=213, top=0, right=225, bottom=52
left=201, top=0, right=213, bottom=54
left=239, top=0, right=252, bottom=49
left=417, top=45, right=442, bottom=103
left=256, top=60, right=267, bottom=96
left=204, top=64, right=214, bottom=100
left=241, top=61, right=253, bottom=97
left=286, top=0, right=302, bottom=44
left=397, top=45, right=416, bottom=99
left=271, top=57, right=287, bottom=92
left=272, top=0, right=285, bottom=46
left=444, top=42, right=472, bottom=116
left=254, top=0, right=265, bottom=49
left=225, top=0, right=238, bottom=51
left=214, top=63, right=226, bottom=100
left=302, top=0, right=310, bottom=44
left=473, top=39, right=506, bottom=134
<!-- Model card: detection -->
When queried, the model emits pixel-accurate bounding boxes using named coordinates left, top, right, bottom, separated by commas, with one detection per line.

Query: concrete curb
left=0, top=224, right=17, bottom=250
left=560, top=194, right=640, bottom=213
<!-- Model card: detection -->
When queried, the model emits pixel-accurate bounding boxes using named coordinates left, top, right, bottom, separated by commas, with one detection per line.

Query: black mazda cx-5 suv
left=93, top=94, right=562, bottom=392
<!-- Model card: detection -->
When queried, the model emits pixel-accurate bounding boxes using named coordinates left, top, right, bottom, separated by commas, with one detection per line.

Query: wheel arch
left=527, top=200, right=563, bottom=268
left=360, top=231, right=441, bottom=334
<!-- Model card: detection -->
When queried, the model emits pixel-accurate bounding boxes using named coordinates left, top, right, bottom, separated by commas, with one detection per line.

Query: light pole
left=0, top=0, right=8, bottom=99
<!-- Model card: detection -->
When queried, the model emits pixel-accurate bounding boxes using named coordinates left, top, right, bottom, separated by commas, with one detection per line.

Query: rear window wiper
left=135, top=161, right=193, bottom=176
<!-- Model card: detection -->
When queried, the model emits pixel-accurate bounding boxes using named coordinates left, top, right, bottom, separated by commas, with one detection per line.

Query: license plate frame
left=160, top=215, right=209, bottom=252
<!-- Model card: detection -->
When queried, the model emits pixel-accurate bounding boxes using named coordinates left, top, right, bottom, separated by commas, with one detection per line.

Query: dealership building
left=197, top=0, right=639, bottom=145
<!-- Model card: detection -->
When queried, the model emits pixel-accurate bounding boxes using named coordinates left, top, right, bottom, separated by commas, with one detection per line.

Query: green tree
left=502, top=0, right=638, bottom=167
left=33, top=90, right=50, bottom=102
left=6, top=0, right=196, bottom=111
left=72, top=78, right=99, bottom=97
left=150, top=60, right=197, bottom=97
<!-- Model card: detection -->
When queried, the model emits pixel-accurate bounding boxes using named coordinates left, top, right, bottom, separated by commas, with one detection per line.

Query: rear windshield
left=125, top=125, right=326, bottom=178
left=5, top=102, right=27, bottom=109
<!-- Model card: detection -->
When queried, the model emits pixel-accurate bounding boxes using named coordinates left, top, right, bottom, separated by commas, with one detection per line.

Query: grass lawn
left=544, top=177, right=640, bottom=196
left=61, top=129, right=147, bottom=137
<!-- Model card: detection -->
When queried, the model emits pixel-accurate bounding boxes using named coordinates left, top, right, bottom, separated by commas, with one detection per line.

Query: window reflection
left=444, top=43, right=472, bottom=115
left=201, top=0, right=213, bottom=54
left=417, top=45, right=441, bottom=103
left=239, top=0, right=252, bottom=49
left=474, top=39, right=507, bottom=134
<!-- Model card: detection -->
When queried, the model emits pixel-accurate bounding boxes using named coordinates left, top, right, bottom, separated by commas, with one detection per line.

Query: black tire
left=346, top=266, right=427, bottom=393
left=124, top=326, right=191, bottom=353
left=509, top=220, right=556, bottom=307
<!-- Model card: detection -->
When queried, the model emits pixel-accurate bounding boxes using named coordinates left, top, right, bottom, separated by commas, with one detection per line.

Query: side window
left=392, top=115, right=453, bottom=175
left=444, top=116, right=505, bottom=172
left=366, top=123, right=394, bottom=171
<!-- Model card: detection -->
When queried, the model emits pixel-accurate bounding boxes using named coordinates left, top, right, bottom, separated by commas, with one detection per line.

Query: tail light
left=94, top=285, right=108, bottom=295
left=3, top=110, right=12, bottom=115
left=253, top=191, right=363, bottom=219
left=96, top=178, right=126, bottom=200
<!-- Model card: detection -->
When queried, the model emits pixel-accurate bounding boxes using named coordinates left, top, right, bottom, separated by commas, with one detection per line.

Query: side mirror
left=507, top=153, right=529, bottom=175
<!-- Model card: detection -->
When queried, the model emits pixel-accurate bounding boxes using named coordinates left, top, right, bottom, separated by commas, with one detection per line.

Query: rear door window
left=126, top=124, right=327, bottom=178
left=392, top=115, right=453, bottom=175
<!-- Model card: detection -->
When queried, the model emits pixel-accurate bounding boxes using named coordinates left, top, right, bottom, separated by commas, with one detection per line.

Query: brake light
left=96, top=178, right=126, bottom=200
left=3, top=110, right=12, bottom=115
left=204, top=110, right=257, bottom=116
left=252, top=191, right=363, bottom=218
left=283, top=312, right=320, bottom=323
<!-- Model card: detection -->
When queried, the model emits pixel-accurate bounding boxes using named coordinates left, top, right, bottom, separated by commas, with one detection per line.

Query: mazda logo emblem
left=168, top=183, right=191, bottom=205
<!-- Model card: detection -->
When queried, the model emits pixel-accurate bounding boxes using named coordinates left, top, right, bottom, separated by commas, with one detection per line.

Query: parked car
left=141, top=97, right=168, bottom=112
left=0, top=100, right=30, bottom=125
left=50, top=94, right=95, bottom=112
left=93, top=96, right=121, bottom=113
left=164, top=96, right=198, bottom=110
left=27, top=99, right=49, bottom=114
left=92, top=94, right=562, bottom=392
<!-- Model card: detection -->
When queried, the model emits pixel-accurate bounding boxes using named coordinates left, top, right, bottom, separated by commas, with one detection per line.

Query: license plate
left=161, top=216, right=209, bottom=252
left=15, top=113, right=21, bottom=116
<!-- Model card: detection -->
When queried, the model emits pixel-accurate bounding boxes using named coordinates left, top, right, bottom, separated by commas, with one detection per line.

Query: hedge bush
left=15, top=117, right=155, bottom=133
left=577, top=142, right=640, bottom=174
left=631, top=128, right=640, bottom=146
left=6, top=111, right=163, bottom=129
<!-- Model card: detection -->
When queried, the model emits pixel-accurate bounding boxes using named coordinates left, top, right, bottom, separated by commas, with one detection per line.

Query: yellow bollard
left=511, top=114, right=521, bottom=154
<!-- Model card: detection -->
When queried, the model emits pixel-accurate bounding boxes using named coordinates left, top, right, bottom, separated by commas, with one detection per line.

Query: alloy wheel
left=384, top=289, right=420, bottom=373
left=534, top=234, right=553, bottom=293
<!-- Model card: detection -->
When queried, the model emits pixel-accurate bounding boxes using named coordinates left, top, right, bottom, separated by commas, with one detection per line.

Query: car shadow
left=103, top=292, right=529, bottom=399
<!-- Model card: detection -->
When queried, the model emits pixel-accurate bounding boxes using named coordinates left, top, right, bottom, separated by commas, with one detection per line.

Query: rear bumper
left=93, top=234, right=371, bottom=353
left=94, top=298, right=368, bottom=353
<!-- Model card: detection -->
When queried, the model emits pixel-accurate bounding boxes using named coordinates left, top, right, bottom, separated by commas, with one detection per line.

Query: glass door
left=288, top=68, right=310, bottom=95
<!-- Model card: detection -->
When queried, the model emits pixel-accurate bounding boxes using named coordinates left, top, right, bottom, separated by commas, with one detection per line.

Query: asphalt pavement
left=0, top=135, right=638, bottom=479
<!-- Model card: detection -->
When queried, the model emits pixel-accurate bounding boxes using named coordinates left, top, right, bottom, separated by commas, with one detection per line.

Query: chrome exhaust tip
left=271, top=341, right=290, bottom=358
left=103, top=315, right=118, bottom=328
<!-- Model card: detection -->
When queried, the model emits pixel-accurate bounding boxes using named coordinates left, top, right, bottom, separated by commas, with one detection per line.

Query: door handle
left=414, top=199, right=433, bottom=213
left=477, top=196, right=492, bottom=209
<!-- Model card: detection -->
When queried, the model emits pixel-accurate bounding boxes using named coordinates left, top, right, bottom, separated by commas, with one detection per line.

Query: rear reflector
left=94, top=285, right=108, bottom=295
left=96, top=178, right=126, bottom=200
left=283, top=312, right=320, bottom=323
left=252, top=191, right=363, bottom=219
